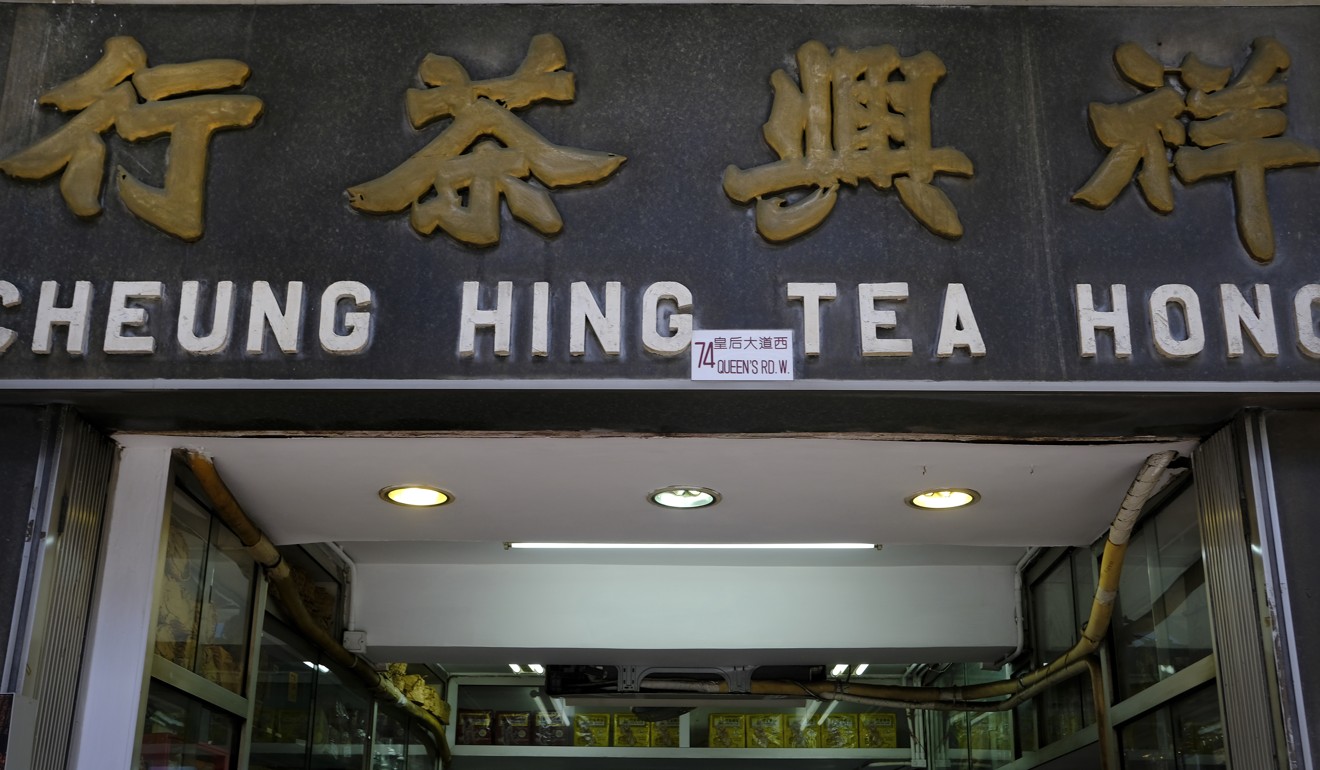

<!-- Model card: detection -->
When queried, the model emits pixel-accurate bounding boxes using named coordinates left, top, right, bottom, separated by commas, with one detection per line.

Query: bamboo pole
left=183, top=450, right=454, bottom=768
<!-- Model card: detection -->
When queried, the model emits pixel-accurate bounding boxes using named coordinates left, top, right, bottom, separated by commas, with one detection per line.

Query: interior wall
left=355, top=562, right=1017, bottom=664
left=1263, top=410, right=1320, bottom=766
left=0, top=405, right=47, bottom=687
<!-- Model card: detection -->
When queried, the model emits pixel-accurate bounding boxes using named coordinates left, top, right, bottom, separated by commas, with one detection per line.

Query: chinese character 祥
left=724, top=40, right=973, bottom=242
left=347, top=34, right=625, bottom=248
left=1074, top=38, right=1320, bottom=263
left=0, top=36, right=263, bottom=241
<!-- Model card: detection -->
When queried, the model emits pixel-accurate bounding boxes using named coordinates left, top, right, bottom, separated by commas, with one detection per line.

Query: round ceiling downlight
left=648, top=486, right=721, bottom=509
left=379, top=485, right=453, bottom=507
left=906, top=488, right=981, bottom=510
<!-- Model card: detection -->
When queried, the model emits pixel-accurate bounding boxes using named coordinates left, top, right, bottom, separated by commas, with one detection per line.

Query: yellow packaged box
left=612, top=714, right=651, bottom=747
left=573, top=713, right=610, bottom=747
left=747, top=714, right=785, bottom=748
left=708, top=713, right=747, bottom=748
left=859, top=712, right=898, bottom=748
left=821, top=713, right=859, bottom=748
left=786, top=720, right=820, bottom=748
left=651, top=718, right=681, bottom=748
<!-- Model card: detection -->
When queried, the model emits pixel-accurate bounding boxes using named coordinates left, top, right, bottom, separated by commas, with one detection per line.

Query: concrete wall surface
left=0, top=406, right=46, bottom=681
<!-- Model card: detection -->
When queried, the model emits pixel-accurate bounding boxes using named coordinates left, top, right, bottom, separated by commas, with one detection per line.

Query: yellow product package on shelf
left=747, top=714, right=785, bottom=748
left=708, top=713, right=747, bottom=748
left=533, top=711, right=571, bottom=746
left=821, top=713, right=859, bottom=748
left=860, top=712, right=898, bottom=748
left=612, top=714, right=651, bottom=747
left=651, top=718, right=681, bottom=748
left=786, top=720, right=820, bottom=748
left=574, top=713, right=611, bottom=746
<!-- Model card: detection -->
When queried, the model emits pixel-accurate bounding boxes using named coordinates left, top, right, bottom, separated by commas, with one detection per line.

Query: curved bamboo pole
left=182, top=450, right=454, bottom=768
left=641, top=450, right=1177, bottom=711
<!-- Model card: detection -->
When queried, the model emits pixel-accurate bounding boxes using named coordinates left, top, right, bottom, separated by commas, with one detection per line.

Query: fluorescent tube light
left=505, top=542, right=876, bottom=550
left=529, top=664, right=545, bottom=674
left=509, top=663, right=523, bottom=673
left=552, top=697, right=570, bottom=725
left=816, top=700, right=840, bottom=725
left=799, top=700, right=821, bottom=728
left=830, top=664, right=849, bottom=677
left=853, top=663, right=869, bottom=676
left=532, top=694, right=551, bottom=722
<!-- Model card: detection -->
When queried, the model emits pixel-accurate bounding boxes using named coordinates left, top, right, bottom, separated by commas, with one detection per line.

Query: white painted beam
left=68, top=445, right=172, bottom=770
left=356, top=562, right=1017, bottom=664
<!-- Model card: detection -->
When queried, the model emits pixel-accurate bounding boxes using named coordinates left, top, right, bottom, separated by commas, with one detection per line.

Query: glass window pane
left=139, top=682, right=239, bottom=770
left=155, top=490, right=211, bottom=672
left=1038, top=677, right=1092, bottom=746
left=1152, top=488, right=1213, bottom=678
left=1121, top=707, right=1175, bottom=770
left=198, top=514, right=255, bottom=694
left=310, top=661, right=371, bottom=768
left=1014, top=699, right=1039, bottom=754
left=250, top=626, right=315, bottom=770
left=1031, top=556, right=1093, bottom=745
left=372, top=708, right=410, bottom=770
left=272, top=548, right=342, bottom=640
left=1032, top=559, right=1077, bottom=660
left=1114, top=485, right=1212, bottom=700
left=408, top=721, right=439, bottom=770
left=1172, top=686, right=1226, bottom=770
left=1072, top=547, right=1098, bottom=634
left=1114, top=524, right=1160, bottom=699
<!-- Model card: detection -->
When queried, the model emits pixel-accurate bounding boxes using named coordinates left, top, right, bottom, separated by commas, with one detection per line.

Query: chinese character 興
left=1074, top=38, right=1320, bottom=263
left=724, top=40, right=974, bottom=242
left=347, top=34, right=625, bottom=248
left=0, top=36, right=263, bottom=241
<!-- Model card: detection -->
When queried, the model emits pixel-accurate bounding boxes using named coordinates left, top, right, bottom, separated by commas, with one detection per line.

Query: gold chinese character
left=1074, top=38, right=1320, bottom=263
left=723, top=41, right=973, bottom=242
left=347, top=34, right=625, bottom=248
left=0, top=36, right=263, bottom=241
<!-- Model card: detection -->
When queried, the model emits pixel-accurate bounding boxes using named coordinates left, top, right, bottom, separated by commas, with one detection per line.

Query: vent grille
left=29, top=415, right=115, bottom=770
left=1194, top=423, right=1279, bottom=769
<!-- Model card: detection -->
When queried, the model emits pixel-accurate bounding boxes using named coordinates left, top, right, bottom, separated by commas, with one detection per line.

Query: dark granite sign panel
left=2, top=4, right=1320, bottom=387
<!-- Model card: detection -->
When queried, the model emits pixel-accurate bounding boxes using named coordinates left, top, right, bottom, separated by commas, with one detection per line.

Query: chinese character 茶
left=347, top=34, right=625, bottom=248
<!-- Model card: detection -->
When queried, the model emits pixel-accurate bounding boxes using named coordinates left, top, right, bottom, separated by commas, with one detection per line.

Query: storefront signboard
left=2, top=5, right=1320, bottom=390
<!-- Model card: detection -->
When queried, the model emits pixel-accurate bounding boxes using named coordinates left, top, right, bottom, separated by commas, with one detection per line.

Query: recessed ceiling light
left=648, top=486, right=721, bottom=509
left=379, top=485, right=452, bottom=507
left=906, top=488, right=980, bottom=510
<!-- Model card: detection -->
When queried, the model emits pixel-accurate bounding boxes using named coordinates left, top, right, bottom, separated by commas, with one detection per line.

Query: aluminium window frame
left=131, top=457, right=269, bottom=770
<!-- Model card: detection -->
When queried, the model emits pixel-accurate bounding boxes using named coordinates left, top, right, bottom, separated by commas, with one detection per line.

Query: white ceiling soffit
left=118, top=435, right=1197, bottom=562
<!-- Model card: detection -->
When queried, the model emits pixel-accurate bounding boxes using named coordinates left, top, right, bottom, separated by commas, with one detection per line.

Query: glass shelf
left=447, top=677, right=914, bottom=767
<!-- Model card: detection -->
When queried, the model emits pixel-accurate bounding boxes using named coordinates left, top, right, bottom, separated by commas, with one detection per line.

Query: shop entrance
left=85, top=432, right=1230, bottom=770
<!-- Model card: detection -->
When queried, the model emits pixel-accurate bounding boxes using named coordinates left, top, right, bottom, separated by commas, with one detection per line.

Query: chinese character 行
left=724, top=40, right=973, bottom=242
left=0, top=36, right=263, bottom=241
left=347, top=34, right=625, bottom=248
left=1074, top=38, right=1320, bottom=263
